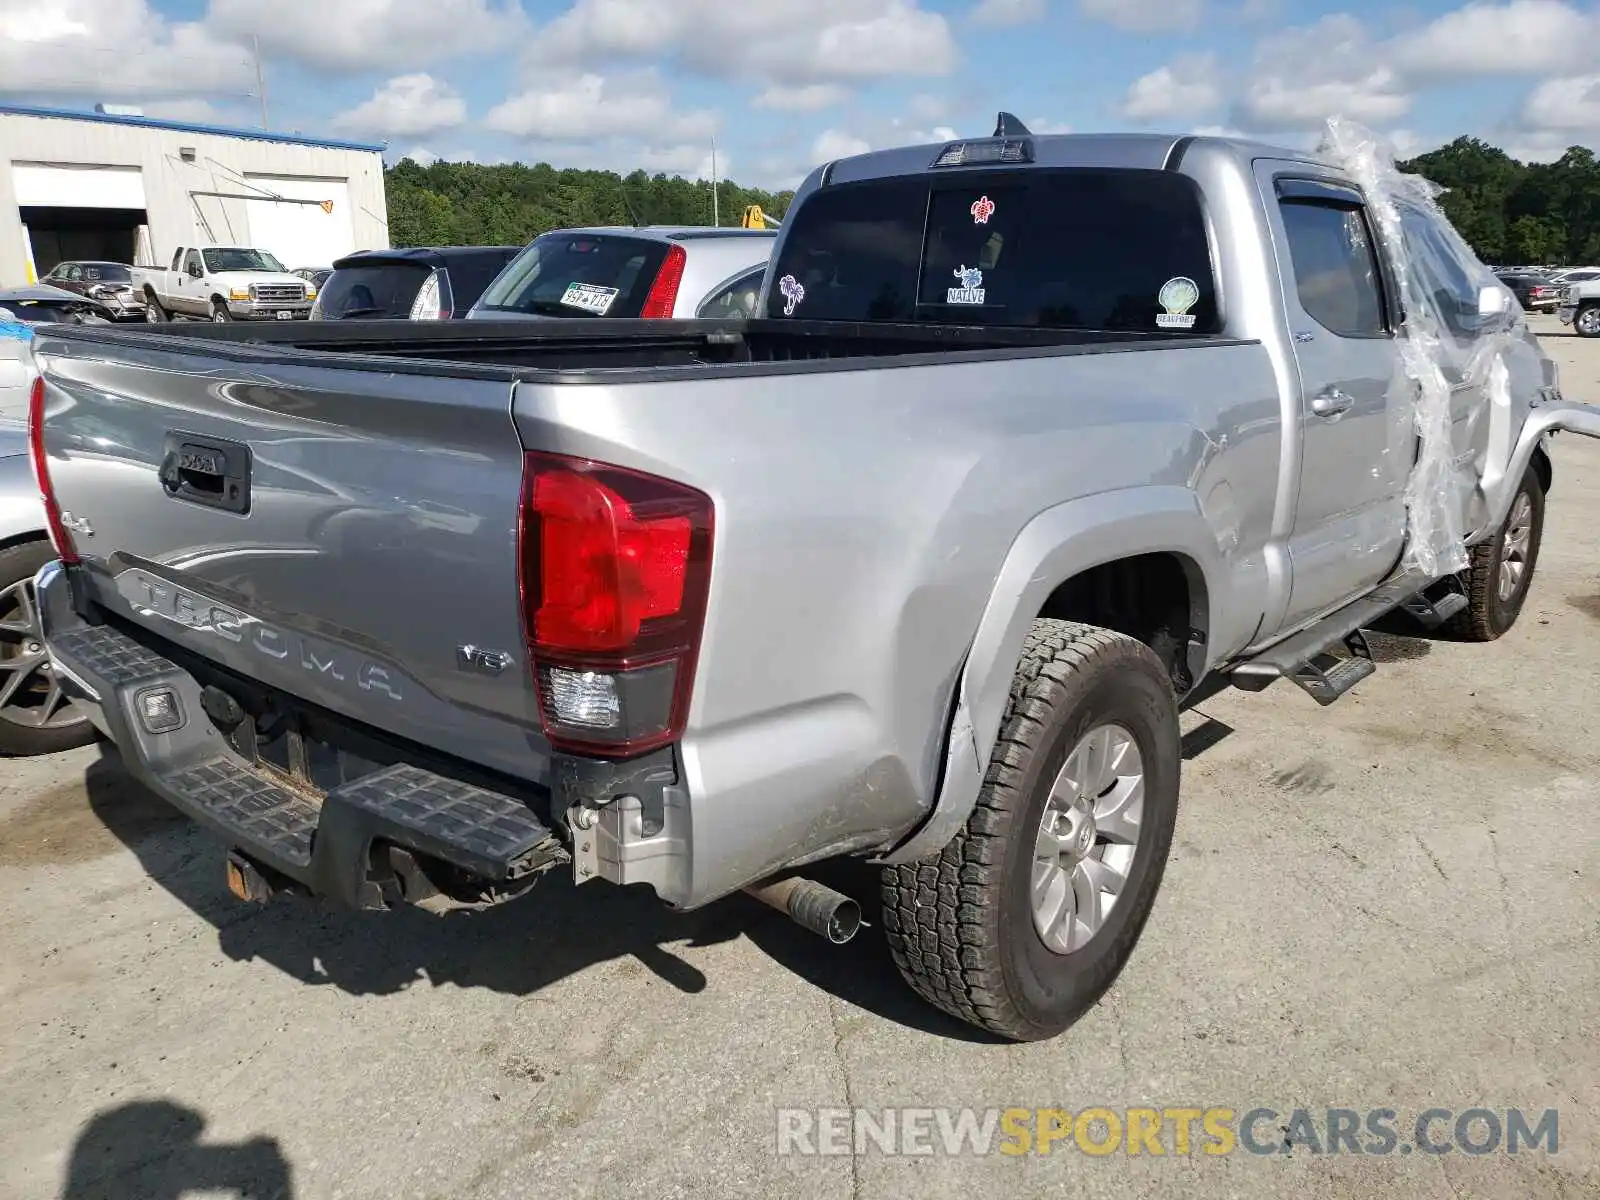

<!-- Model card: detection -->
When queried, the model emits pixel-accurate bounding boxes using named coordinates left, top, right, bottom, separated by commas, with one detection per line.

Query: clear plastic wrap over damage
left=1316, top=117, right=1519, bottom=579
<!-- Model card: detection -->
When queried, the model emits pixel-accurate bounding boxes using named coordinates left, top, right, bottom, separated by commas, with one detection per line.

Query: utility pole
left=710, top=137, right=719, bottom=227
left=251, top=34, right=268, bottom=129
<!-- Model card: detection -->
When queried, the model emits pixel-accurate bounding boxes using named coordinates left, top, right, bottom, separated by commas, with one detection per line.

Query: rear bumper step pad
left=44, top=615, right=565, bottom=910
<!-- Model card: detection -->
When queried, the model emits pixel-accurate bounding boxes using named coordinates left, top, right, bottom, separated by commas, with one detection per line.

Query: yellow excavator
left=741, top=205, right=781, bottom=229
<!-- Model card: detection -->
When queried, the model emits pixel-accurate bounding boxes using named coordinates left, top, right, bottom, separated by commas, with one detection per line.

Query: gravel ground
left=2, top=317, right=1597, bottom=1200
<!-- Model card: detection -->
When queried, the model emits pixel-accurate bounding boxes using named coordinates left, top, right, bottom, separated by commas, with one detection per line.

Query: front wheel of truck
left=881, top=619, right=1180, bottom=1041
left=1448, top=465, right=1545, bottom=642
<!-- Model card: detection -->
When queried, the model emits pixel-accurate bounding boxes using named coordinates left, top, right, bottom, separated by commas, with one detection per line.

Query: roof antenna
left=619, top=188, right=645, bottom=228
left=993, top=112, right=1032, bottom=137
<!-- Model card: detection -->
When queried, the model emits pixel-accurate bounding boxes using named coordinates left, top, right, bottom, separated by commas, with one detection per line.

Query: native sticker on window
left=948, top=265, right=986, bottom=305
left=560, top=281, right=621, bottom=315
left=1156, top=276, right=1199, bottom=329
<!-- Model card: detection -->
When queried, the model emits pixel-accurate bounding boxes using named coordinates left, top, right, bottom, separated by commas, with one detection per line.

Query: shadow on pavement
left=62, top=1099, right=292, bottom=1200
left=82, top=746, right=994, bottom=1043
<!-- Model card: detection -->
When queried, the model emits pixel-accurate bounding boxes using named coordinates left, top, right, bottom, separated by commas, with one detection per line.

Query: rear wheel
left=143, top=291, right=168, bottom=322
left=0, top=540, right=96, bottom=756
left=1448, top=466, right=1545, bottom=642
left=881, top=620, right=1180, bottom=1041
left=1576, top=303, right=1600, bottom=338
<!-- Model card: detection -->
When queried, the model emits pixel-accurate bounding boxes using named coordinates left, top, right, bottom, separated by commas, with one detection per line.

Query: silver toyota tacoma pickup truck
left=26, top=120, right=1600, bottom=1041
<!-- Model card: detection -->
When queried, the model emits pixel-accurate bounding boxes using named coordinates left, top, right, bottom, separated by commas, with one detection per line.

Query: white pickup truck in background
left=132, top=245, right=317, bottom=324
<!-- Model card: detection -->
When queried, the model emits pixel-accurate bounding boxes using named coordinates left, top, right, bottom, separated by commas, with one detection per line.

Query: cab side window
left=1278, top=199, right=1388, bottom=338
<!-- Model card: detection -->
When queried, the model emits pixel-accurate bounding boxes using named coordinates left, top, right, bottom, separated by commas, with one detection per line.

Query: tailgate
left=33, top=331, right=548, bottom=784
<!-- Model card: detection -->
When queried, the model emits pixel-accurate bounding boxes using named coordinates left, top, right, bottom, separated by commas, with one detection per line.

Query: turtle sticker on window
left=970, top=195, right=996, bottom=225
left=948, top=265, right=986, bottom=305
left=778, top=274, right=805, bottom=316
left=1156, top=276, right=1200, bottom=329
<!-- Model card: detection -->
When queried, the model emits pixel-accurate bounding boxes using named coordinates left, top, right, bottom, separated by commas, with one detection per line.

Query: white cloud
left=205, top=0, right=526, bottom=73
left=1500, top=129, right=1592, bottom=161
left=1235, top=15, right=1411, bottom=131
left=753, top=84, right=850, bottom=112
left=811, top=129, right=873, bottom=161
left=332, top=74, right=466, bottom=139
left=526, top=0, right=958, bottom=86
left=1118, top=53, right=1222, bottom=122
left=1388, top=0, right=1600, bottom=78
left=1027, top=118, right=1073, bottom=133
left=1079, top=0, right=1202, bottom=34
left=970, top=0, right=1046, bottom=25
left=638, top=144, right=727, bottom=180
left=142, top=98, right=228, bottom=123
left=1519, top=74, right=1600, bottom=132
left=486, top=71, right=718, bottom=143
left=399, top=147, right=441, bottom=167
left=0, top=0, right=251, bottom=99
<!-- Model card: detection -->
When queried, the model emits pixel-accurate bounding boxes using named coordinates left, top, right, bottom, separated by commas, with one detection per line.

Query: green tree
left=384, top=159, right=793, bottom=248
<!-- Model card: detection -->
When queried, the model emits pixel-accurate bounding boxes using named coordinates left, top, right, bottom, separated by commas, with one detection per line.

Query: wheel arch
left=880, top=486, right=1224, bottom=865
left=1530, top=440, right=1553, bottom=498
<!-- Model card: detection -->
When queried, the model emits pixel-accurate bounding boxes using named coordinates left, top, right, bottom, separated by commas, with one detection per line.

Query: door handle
left=1311, top=387, right=1354, bottom=418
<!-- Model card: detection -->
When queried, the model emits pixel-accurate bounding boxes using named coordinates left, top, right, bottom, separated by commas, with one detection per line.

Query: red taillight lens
left=638, top=244, right=688, bottom=319
left=519, top=451, right=713, bottom=756
left=27, top=376, right=78, bottom=565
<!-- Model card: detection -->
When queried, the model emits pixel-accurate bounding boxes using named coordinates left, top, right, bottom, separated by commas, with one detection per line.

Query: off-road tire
left=881, top=620, right=1181, bottom=1041
left=1447, top=465, right=1545, bottom=642
left=0, top=539, right=96, bottom=756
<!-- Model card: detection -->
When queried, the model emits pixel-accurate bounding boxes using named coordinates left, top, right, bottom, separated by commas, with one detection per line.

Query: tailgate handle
left=160, top=433, right=252, bottom=515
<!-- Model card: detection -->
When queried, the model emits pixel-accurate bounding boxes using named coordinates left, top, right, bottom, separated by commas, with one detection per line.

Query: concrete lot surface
left=2, top=317, right=1598, bottom=1199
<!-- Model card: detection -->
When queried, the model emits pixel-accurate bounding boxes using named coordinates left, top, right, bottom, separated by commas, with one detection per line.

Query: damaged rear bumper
left=35, top=560, right=567, bottom=909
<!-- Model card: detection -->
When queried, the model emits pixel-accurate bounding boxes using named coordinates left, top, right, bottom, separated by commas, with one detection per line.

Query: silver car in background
left=468, top=226, right=774, bottom=321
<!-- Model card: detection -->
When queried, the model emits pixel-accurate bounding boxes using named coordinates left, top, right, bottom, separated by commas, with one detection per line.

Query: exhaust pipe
left=745, top=876, right=861, bottom=944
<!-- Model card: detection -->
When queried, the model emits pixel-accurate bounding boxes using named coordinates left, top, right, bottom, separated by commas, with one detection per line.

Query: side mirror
left=1478, top=284, right=1509, bottom=316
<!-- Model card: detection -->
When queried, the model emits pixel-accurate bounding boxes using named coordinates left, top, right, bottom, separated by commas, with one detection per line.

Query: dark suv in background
left=1495, top=270, right=1562, bottom=312
left=310, top=246, right=521, bottom=321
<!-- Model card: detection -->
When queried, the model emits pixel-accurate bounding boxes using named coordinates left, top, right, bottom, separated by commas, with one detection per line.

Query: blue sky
left=2, top=0, right=1598, bottom=187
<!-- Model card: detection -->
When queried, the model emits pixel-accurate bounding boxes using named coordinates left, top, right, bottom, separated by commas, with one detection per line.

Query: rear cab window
left=765, top=168, right=1219, bottom=334
left=473, top=233, right=669, bottom=318
left=319, top=261, right=433, bottom=318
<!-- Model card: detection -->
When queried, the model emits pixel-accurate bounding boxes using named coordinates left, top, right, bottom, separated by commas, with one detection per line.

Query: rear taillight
left=519, top=451, right=713, bottom=757
left=410, top=269, right=447, bottom=320
left=638, top=244, right=688, bottom=319
left=27, top=376, right=78, bottom=565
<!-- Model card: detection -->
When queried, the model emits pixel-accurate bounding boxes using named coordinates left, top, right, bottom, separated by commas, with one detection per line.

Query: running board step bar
left=1400, top=576, right=1468, bottom=630
left=1289, top=630, right=1375, bottom=705
left=1230, top=566, right=1438, bottom=702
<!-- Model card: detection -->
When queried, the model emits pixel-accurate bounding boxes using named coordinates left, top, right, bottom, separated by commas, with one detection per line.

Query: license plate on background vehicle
left=276, top=310, right=293, bottom=320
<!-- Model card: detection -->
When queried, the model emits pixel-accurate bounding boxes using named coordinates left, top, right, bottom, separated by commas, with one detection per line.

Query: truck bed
left=31, top=314, right=1279, bottom=908
left=41, top=316, right=1254, bottom=379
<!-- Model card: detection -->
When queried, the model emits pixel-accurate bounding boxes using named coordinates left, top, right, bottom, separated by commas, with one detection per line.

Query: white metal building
left=0, top=104, right=390, bottom=285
